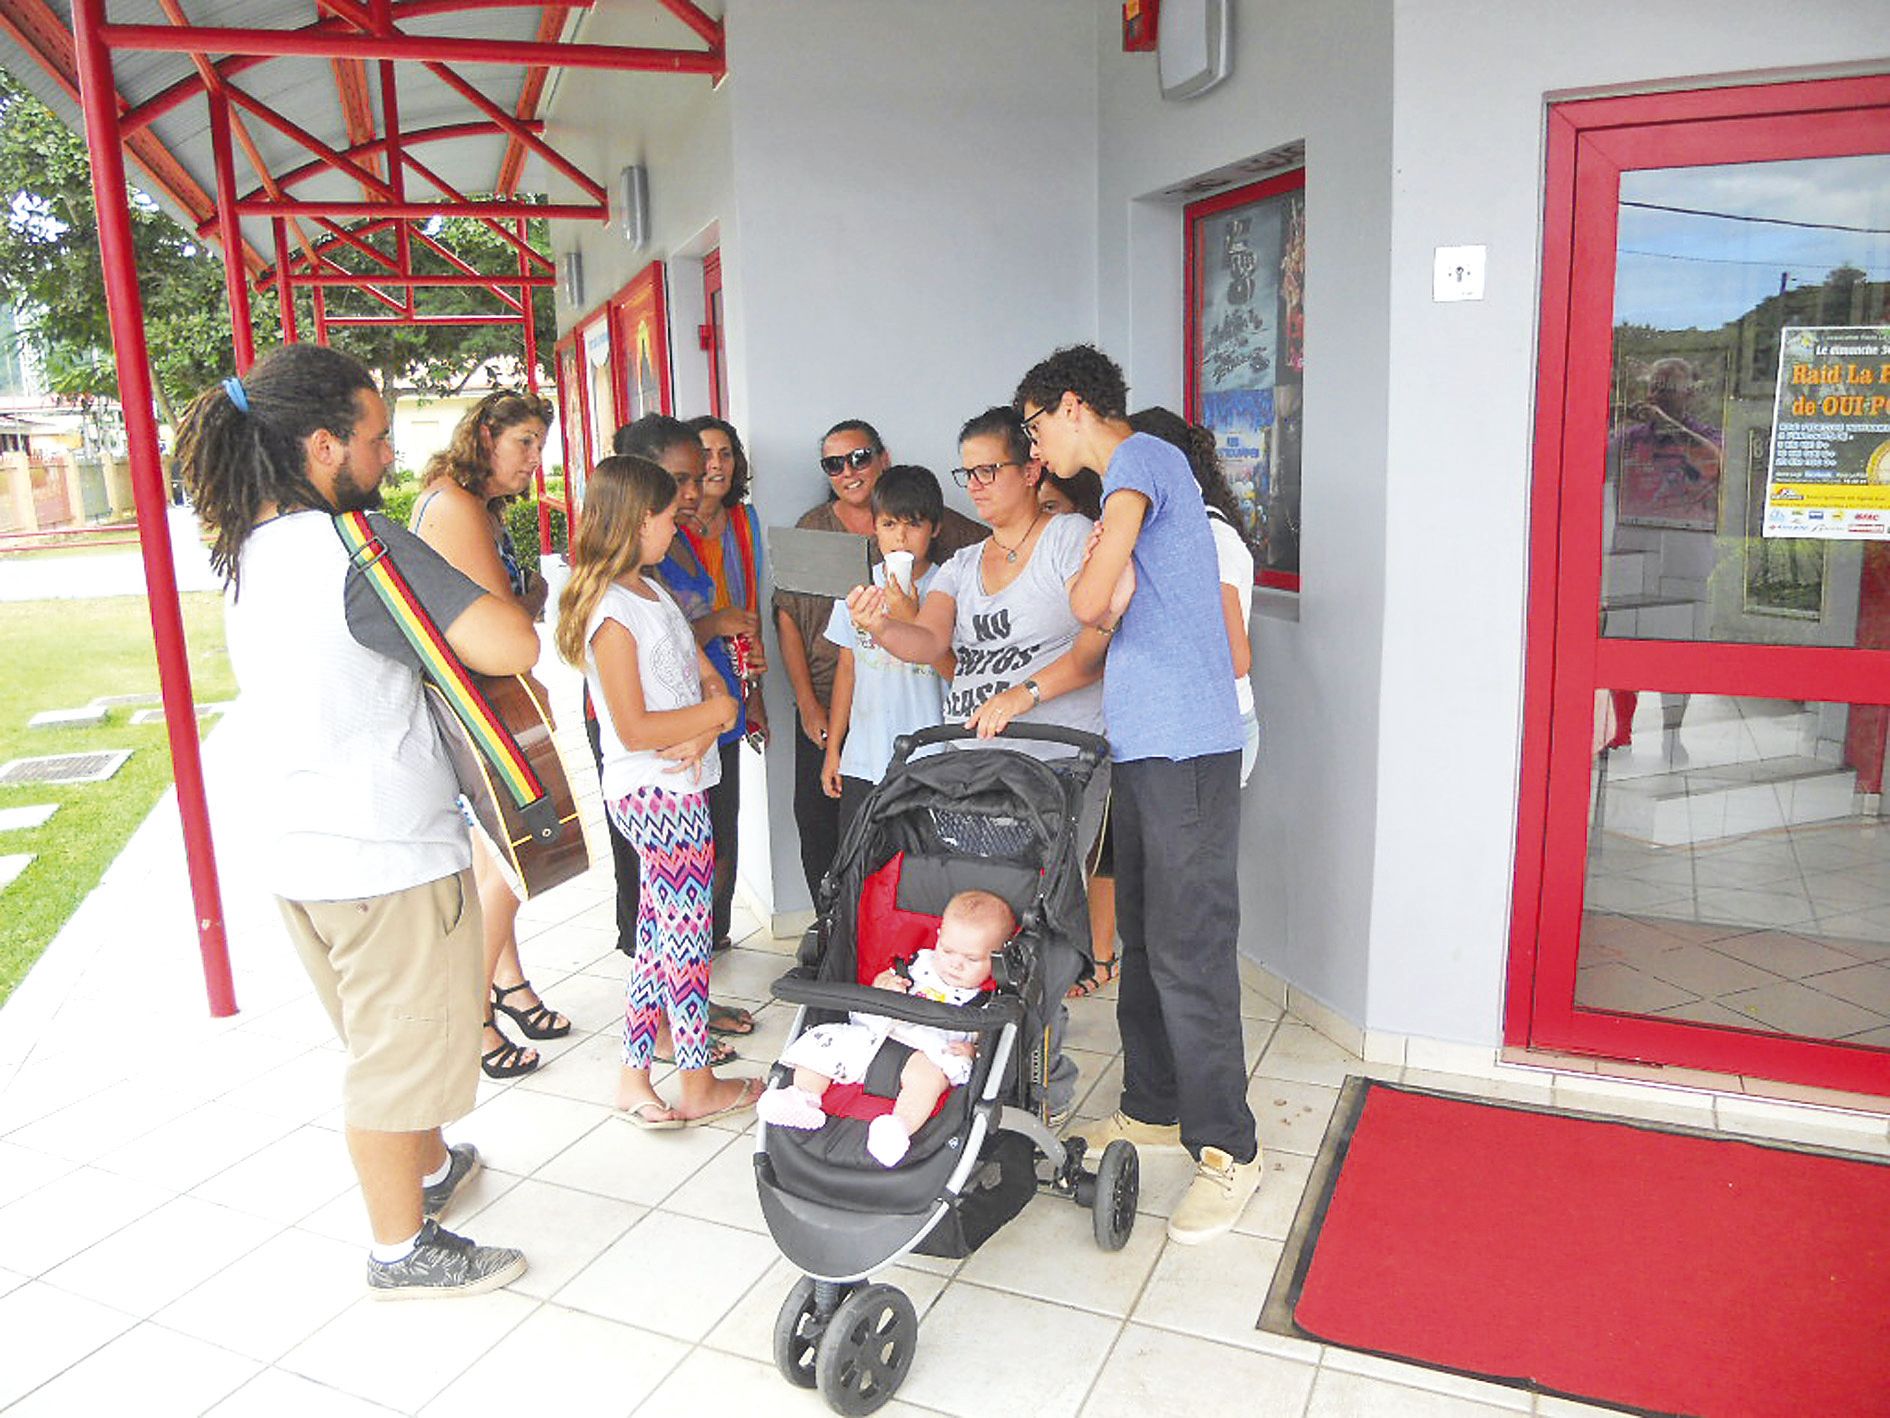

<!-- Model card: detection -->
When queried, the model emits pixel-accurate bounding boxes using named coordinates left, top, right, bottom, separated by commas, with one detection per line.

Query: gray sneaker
left=367, top=1220, right=526, bottom=1300
left=421, top=1143, right=480, bottom=1221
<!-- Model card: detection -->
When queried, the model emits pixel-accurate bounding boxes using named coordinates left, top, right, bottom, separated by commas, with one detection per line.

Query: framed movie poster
left=1186, top=168, right=1305, bottom=590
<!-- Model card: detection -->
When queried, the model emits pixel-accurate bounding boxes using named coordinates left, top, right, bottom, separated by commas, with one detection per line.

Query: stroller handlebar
left=770, top=971, right=1025, bottom=1034
left=892, top=722, right=1109, bottom=766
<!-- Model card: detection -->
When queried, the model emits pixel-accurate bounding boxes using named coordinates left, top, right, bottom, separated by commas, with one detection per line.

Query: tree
left=0, top=72, right=552, bottom=425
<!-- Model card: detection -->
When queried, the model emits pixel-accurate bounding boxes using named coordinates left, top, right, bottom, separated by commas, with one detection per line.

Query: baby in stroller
left=758, top=890, right=1012, bottom=1166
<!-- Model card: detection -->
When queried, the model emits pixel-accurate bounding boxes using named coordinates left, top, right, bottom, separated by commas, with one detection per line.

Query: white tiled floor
left=4, top=680, right=1889, bottom=1415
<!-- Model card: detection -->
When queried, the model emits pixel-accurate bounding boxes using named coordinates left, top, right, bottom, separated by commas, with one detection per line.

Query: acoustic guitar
left=427, top=672, right=587, bottom=900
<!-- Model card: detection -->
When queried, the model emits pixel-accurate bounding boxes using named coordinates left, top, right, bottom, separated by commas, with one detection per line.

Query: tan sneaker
left=1066, top=1109, right=1185, bottom=1155
left=1165, top=1145, right=1263, bottom=1245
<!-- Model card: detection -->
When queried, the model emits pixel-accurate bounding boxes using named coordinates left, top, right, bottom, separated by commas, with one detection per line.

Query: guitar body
left=428, top=672, right=586, bottom=899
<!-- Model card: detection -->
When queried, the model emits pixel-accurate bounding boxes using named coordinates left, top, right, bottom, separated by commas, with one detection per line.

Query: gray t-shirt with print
left=928, top=511, right=1105, bottom=757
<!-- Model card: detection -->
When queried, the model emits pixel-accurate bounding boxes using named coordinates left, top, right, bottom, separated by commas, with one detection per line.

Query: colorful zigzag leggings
left=606, top=786, right=715, bottom=1071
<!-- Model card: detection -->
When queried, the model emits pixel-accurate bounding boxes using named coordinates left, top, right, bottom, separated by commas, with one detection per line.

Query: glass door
left=1514, top=76, right=1890, bottom=1094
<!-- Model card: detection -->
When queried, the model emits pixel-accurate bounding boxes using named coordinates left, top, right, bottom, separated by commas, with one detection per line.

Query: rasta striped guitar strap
left=332, top=510, right=560, bottom=844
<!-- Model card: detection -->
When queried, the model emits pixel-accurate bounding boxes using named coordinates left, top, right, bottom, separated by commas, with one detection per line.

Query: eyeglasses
left=1020, top=406, right=1053, bottom=439
left=950, top=462, right=1023, bottom=488
left=820, top=447, right=880, bottom=476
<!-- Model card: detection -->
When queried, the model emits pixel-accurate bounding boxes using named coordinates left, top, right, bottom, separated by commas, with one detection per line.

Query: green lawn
left=0, top=594, right=234, bottom=1005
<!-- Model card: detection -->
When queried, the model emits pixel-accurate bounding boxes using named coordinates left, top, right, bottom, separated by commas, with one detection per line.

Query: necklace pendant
left=1006, top=549, right=1018, bottom=563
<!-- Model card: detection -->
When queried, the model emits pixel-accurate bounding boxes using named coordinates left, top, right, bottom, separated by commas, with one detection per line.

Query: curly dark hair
left=957, top=405, right=1031, bottom=465
left=1013, top=344, right=1129, bottom=421
left=1128, top=405, right=1258, bottom=554
left=174, top=344, right=377, bottom=587
left=1043, top=468, right=1104, bottom=520
left=687, top=414, right=750, bottom=504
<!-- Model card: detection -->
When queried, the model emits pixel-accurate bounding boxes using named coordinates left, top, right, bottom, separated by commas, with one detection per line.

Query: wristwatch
left=1021, top=678, right=1042, bottom=707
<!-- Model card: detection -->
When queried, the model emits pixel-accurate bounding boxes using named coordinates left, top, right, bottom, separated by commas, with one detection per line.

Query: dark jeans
left=584, top=692, right=738, bottom=950
left=1112, top=751, right=1256, bottom=1163
left=793, top=713, right=841, bottom=904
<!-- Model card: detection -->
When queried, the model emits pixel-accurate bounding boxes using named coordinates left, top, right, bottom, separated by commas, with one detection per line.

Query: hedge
left=375, top=481, right=568, bottom=575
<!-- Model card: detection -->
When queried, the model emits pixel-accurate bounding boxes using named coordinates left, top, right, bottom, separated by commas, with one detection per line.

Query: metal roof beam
left=100, top=23, right=722, bottom=75
left=234, top=197, right=600, bottom=219
left=276, top=270, right=553, bottom=287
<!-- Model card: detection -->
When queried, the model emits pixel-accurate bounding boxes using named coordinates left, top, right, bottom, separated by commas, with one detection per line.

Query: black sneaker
left=421, top=1143, right=481, bottom=1222
left=366, top=1220, right=526, bottom=1300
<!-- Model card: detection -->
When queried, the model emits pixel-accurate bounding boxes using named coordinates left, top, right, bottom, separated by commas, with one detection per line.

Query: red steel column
left=312, top=283, right=330, bottom=344
left=272, top=219, right=299, bottom=343
left=207, top=89, right=255, bottom=373
left=72, top=0, right=236, bottom=1017
left=519, top=219, right=551, bottom=555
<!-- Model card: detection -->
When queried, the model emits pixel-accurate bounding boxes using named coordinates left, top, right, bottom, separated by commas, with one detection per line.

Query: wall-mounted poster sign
left=1764, top=325, right=1890, bottom=541
left=1186, top=167, right=1304, bottom=590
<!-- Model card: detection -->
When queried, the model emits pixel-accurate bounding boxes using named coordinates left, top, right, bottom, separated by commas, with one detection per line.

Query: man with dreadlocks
left=177, top=344, right=541, bottom=1298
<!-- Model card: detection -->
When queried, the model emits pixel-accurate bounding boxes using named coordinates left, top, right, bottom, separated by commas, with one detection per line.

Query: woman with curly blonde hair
left=412, top=387, right=568, bottom=1079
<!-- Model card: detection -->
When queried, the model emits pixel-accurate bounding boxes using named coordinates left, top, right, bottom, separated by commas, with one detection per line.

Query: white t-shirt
left=224, top=510, right=483, bottom=901
left=823, top=563, right=945, bottom=784
left=1208, top=512, right=1256, bottom=718
left=928, top=512, right=1105, bottom=756
left=584, top=579, right=723, bottom=800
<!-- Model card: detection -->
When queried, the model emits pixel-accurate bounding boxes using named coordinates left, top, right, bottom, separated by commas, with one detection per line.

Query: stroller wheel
left=815, top=1282, right=918, bottom=1416
left=772, top=1277, right=823, bottom=1389
left=1091, top=1139, right=1139, bottom=1251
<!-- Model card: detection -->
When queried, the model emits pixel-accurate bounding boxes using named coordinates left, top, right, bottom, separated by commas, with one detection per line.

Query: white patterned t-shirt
left=584, top=579, right=722, bottom=800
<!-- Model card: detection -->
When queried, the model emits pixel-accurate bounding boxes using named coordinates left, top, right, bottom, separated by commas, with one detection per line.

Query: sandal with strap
left=1067, top=957, right=1120, bottom=1000
left=656, top=1036, right=739, bottom=1068
left=481, top=1016, right=540, bottom=1079
left=492, top=980, right=571, bottom=1040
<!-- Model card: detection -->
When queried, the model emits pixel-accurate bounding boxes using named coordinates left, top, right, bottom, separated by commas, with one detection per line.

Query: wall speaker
left=1158, top=0, right=1230, bottom=100
left=620, top=165, right=650, bottom=248
left=561, top=250, right=584, bottom=308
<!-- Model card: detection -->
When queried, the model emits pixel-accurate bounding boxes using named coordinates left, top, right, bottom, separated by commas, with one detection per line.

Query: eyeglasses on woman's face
left=950, top=461, right=1023, bottom=488
left=820, top=446, right=880, bottom=477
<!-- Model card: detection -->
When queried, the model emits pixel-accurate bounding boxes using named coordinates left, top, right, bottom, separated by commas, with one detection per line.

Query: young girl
left=555, top=455, right=764, bottom=1128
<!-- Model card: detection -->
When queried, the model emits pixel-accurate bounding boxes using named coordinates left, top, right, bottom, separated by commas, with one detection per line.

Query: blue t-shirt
left=1101, top=433, right=1242, bottom=763
left=824, top=563, right=946, bottom=783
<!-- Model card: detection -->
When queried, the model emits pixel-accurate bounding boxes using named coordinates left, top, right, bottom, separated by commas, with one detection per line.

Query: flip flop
left=683, top=1077, right=765, bottom=1128
left=1067, top=958, right=1120, bottom=1000
left=707, top=1002, right=756, bottom=1037
left=618, top=1100, right=683, bottom=1131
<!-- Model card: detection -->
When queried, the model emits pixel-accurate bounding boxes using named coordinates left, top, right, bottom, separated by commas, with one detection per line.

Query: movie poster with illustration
left=1193, top=181, right=1305, bottom=586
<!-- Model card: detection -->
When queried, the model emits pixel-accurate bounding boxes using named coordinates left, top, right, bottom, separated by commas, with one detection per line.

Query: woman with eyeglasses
left=411, top=388, right=570, bottom=1079
left=771, top=419, right=981, bottom=899
left=844, top=405, right=1125, bottom=1124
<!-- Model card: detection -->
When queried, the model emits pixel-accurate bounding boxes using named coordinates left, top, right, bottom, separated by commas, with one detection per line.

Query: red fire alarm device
left=1123, top=0, right=1159, bottom=51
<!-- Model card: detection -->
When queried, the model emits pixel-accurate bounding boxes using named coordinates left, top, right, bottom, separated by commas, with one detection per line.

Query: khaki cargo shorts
left=277, top=869, right=484, bottom=1133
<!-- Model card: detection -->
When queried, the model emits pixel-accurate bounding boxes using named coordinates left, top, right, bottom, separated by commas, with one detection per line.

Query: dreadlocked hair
left=554, top=454, right=678, bottom=670
left=175, top=344, right=377, bottom=587
left=1128, top=405, right=1259, bottom=555
left=423, top=388, right=555, bottom=498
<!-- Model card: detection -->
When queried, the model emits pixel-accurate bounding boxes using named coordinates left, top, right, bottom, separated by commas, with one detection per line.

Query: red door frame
left=1184, top=167, right=1304, bottom=591
left=1510, top=73, right=1890, bottom=1095
left=702, top=247, right=725, bottom=418
left=552, top=328, right=590, bottom=536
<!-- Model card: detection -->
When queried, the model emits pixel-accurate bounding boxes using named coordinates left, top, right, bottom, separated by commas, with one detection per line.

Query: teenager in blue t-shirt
left=1016, top=343, right=1261, bottom=1246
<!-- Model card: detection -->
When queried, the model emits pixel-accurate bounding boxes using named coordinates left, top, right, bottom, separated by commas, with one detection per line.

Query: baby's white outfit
left=777, top=950, right=983, bottom=1088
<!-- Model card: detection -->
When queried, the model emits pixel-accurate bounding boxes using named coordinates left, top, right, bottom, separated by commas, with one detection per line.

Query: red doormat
left=1286, top=1081, right=1890, bottom=1417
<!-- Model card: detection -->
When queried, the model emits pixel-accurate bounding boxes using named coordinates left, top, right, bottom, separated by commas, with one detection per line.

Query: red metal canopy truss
left=6, top=0, right=726, bottom=1016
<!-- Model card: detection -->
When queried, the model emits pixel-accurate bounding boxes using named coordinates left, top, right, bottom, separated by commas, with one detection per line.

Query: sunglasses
left=820, top=447, right=880, bottom=477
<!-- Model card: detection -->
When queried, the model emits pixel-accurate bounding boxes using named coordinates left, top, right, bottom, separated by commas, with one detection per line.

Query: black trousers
left=793, top=713, right=841, bottom=904
left=585, top=692, right=738, bottom=950
left=1112, top=752, right=1257, bottom=1163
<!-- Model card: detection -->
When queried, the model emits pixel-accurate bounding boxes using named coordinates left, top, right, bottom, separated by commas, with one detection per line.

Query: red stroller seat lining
left=814, top=852, right=995, bottom=1126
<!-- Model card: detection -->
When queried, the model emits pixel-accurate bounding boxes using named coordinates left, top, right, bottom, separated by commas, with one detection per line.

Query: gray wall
left=1093, top=0, right=1398, bottom=1027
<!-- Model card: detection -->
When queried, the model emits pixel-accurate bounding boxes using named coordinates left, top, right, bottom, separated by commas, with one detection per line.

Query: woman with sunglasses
left=411, top=388, right=570, bottom=1079
left=771, top=419, right=981, bottom=898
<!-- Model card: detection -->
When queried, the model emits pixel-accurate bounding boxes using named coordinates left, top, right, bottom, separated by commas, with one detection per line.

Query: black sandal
left=482, top=1016, right=540, bottom=1079
left=492, top=980, right=571, bottom=1040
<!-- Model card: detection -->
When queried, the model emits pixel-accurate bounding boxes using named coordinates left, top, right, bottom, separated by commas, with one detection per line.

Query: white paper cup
left=883, top=549, right=915, bottom=595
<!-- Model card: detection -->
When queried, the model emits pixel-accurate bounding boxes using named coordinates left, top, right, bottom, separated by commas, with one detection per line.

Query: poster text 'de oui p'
left=1765, top=325, right=1890, bottom=541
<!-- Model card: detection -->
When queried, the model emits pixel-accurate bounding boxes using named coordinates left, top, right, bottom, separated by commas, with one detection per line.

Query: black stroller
left=754, top=724, right=1138, bottom=1415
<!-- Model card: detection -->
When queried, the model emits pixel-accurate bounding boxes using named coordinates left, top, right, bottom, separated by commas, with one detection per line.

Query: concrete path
left=0, top=506, right=221, bottom=602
